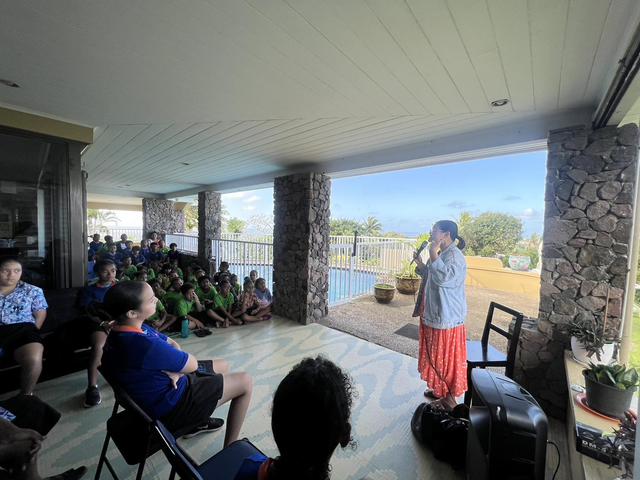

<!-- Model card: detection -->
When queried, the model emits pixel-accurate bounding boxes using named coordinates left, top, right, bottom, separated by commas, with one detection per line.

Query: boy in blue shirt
left=131, top=246, right=146, bottom=267
left=101, top=243, right=122, bottom=265
left=121, top=240, right=135, bottom=259
left=89, top=233, right=103, bottom=253
left=146, top=242, right=164, bottom=263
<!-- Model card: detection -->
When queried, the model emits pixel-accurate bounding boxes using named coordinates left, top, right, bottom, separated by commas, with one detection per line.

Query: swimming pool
left=229, top=263, right=379, bottom=304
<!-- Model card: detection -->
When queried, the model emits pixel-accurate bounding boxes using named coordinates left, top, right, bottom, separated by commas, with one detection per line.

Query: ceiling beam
left=163, top=108, right=593, bottom=197
left=86, top=186, right=164, bottom=198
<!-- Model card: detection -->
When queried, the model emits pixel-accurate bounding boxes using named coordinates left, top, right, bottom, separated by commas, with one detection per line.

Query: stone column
left=513, top=123, right=639, bottom=419
left=142, top=198, right=185, bottom=239
left=197, top=191, right=221, bottom=276
left=273, top=173, right=331, bottom=324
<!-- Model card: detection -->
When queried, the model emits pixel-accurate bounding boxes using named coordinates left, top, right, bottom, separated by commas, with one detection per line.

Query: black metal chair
left=153, top=420, right=265, bottom=480
left=464, top=302, right=524, bottom=406
left=94, top=370, right=196, bottom=480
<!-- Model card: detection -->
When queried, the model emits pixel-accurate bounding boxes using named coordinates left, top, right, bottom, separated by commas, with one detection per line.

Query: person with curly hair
left=234, top=356, right=371, bottom=480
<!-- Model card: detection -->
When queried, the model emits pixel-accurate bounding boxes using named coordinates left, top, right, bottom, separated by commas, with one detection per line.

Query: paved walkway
left=319, top=285, right=541, bottom=358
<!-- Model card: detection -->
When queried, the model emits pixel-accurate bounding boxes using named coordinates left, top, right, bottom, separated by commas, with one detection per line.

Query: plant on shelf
left=606, top=411, right=636, bottom=478
left=563, top=316, right=618, bottom=364
left=583, top=363, right=639, bottom=419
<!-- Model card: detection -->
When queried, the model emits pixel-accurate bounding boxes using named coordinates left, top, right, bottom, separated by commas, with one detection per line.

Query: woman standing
left=413, top=221, right=467, bottom=409
left=0, top=256, right=48, bottom=396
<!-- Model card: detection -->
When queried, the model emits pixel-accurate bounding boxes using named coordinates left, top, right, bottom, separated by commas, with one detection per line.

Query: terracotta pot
left=571, top=337, right=614, bottom=366
left=395, top=276, right=421, bottom=295
left=373, top=285, right=395, bottom=304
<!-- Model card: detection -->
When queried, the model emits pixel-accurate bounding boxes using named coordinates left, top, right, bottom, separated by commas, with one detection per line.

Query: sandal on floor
left=203, top=328, right=212, bottom=335
left=423, top=389, right=439, bottom=399
left=194, top=329, right=208, bottom=337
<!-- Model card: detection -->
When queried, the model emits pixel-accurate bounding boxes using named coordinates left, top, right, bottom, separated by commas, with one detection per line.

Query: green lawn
left=630, top=312, right=640, bottom=370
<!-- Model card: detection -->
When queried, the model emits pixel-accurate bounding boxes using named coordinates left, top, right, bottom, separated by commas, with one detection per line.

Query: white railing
left=94, top=227, right=144, bottom=241
left=212, top=238, right=274, bottom=288
left=329, top=239, right=415, bottom=305
left=166, top=233, right=198, bottom=254
left=219, top=232, right=417, bottom=246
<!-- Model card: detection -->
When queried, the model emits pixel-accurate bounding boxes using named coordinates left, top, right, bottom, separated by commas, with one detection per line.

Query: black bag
left=411, top=402, right=469, bottom=470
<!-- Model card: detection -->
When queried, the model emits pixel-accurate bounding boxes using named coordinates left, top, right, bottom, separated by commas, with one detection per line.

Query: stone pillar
left=142, top=198, right=185, bottom=239
left=515, top=123, right=639, bottom=419
left=273, top=173, right=331, bottom=324
left=197, top=191, right=221, bottom=277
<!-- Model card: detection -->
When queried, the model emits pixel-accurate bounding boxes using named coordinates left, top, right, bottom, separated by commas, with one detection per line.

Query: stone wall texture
left=142, top=198, right=185, bottom=239
left=272, top=173, right=331, bottom=324
left=514, top=123, right=639, bottom=419
left=198, top=191, right=222, bottom=276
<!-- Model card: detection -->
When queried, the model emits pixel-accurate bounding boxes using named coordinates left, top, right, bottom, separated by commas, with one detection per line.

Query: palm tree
left=361, top=216, right=383, bottom=237
left=87, top=209, right=121, bottom=233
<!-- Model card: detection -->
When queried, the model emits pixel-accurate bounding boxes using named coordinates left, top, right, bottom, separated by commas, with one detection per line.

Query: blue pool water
left=229, top=263, right=377, bottom=303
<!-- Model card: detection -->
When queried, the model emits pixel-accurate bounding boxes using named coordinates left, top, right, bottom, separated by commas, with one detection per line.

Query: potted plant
left=373, top=274, right=395, bottom=304
left=606, top=411, right=636, bottom=478
left=583, top=363, right=639, bottom=419
left=563, top=316, right=617, bottom=366
left=394, top=259, right=421, bottom=295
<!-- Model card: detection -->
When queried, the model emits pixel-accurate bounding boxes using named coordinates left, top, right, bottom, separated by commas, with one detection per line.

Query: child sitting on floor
left=167, top=243, right=180, bottom=263
left=146, top=279, right=176, bottom=332
left=213, top=262, right=230, bottom=284
left=89, top=233, right=103, bottom=254
left=101, top=243, right=122, bottom=265
left=230, top=274, right=242, bottom=298
left=115, top=268, right=129, bottom=283
left=131, top=246, right=147, bottom=267
left=196, top=276, right=218, bottom=305
left=146, top=243, right=164, bottom=263
left=163, top=277, right=184, bottom=314
left=158, top=239, right=169, bottom=255
left=96, top=235, right=113, bottom=256
left=249, top=270, right=259, bottom=284
left=121, top=240, right=134, bottom=259
left=253, top=278, right=272, bottom=320
left=173, top=283, right=207, bottom=331
left=140, top=239, right=151, bottom=258
left=234, top=356, right=364, bottom=480
left=120, top=256, right=138, bottom=279
left=209, top=280, right=240, bottom=328
left=232, top=279, right=263, bottom=324
left=170, top=259, right=184, bottom=280
left=132, top=271, right=148, bottom=283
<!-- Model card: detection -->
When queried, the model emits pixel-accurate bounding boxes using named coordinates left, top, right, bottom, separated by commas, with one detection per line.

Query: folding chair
left=94, top=371, right=196, bottom=480
left=464, top=301, right=524, bottom=406
left=153, top=420, right=265, bottom=480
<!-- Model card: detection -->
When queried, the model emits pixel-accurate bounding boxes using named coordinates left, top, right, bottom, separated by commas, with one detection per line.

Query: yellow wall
left=0, top=106, right=93, bottom=144
left=465, top=256, right=540, bottom=298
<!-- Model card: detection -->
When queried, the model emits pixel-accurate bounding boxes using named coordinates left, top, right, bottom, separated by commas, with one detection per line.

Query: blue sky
left=113, top=150, right=547, bottom=237
left=221, top=150, right=547, bottom=237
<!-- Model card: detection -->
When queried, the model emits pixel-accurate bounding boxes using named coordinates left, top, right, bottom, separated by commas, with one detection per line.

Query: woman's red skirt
left=418, top=322, right=468, bottom=398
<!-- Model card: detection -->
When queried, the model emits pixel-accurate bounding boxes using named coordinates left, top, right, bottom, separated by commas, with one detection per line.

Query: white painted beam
left=86, top=186, right=164, bottom=198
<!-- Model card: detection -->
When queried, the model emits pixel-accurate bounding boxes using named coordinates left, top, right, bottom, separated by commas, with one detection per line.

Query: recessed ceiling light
left=0, top=79, right=20, bottom=88
left=491, top=98, right=509, bottom=107
left=181, top=162, right=190, bottom=166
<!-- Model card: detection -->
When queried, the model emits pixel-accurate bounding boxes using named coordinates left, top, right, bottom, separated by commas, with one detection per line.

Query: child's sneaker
left=183, top=417, right=224, bottom=438
left=84, top=386, right=101, bottom=408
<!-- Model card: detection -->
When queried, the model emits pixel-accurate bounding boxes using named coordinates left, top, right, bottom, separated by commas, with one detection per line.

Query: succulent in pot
left=394, top=259, right=421, bottom=295
left=582, top=363, right=638, bottom=419
left=563, top=316, right=618, bottom=365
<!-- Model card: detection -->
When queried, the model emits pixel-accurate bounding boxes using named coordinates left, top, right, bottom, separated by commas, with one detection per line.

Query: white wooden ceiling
left=0, top=0, right=638, bottom=196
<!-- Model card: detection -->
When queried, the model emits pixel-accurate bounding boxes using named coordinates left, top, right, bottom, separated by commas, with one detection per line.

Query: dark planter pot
left=582, top=369, right=637, bottom=419
left=373, top=285, right=395, bottom=304
left=395, top=276, right=421, bottom=295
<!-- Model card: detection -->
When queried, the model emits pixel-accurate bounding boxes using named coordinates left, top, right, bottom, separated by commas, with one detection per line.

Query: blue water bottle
left=180, top=316, right=189, bottom=338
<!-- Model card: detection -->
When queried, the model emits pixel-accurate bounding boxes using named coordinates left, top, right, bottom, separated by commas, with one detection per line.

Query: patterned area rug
left=2, top=317, right=467, bottom=480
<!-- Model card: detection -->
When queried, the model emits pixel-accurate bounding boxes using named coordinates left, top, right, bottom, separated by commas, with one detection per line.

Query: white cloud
left=224, top=192, right=245, bottom=199
left=242, top=205, right=257, bottom=211
left=243, top=195, right=261, bottom=203
left=519, top=208, right=540, bottom=219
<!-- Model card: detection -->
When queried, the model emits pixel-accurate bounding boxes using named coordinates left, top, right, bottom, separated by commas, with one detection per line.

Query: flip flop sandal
left=423, top=389, right=439, bottom=399
left=203, top=328, right=212, bottom=336
left=194, top=329, right=208, bottom=337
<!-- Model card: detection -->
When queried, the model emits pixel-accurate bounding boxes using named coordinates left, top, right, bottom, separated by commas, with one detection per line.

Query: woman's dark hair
left=435, top=220, right=466, bottom=250
left=86, top=281, right=147, bottom=323
left=0, top=256, right=22, bottom=269
left=270, top=356, right=356, bottom=480
left=93, top=259, right=116, bottom=273
left=180, top=283, right=194, bottom=294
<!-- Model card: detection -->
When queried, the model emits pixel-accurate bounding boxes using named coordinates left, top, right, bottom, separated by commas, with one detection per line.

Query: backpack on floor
left=411, top=402, right=469, bottom=470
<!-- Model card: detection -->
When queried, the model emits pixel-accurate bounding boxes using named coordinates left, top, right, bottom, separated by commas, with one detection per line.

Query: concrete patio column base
left=273, top=173, right=331, bottom=324
left=198, top=191, right=221, bottom=277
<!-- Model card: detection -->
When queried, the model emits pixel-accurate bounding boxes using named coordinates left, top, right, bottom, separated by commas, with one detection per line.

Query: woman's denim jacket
left=412, top=243, right=467, bottom=330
